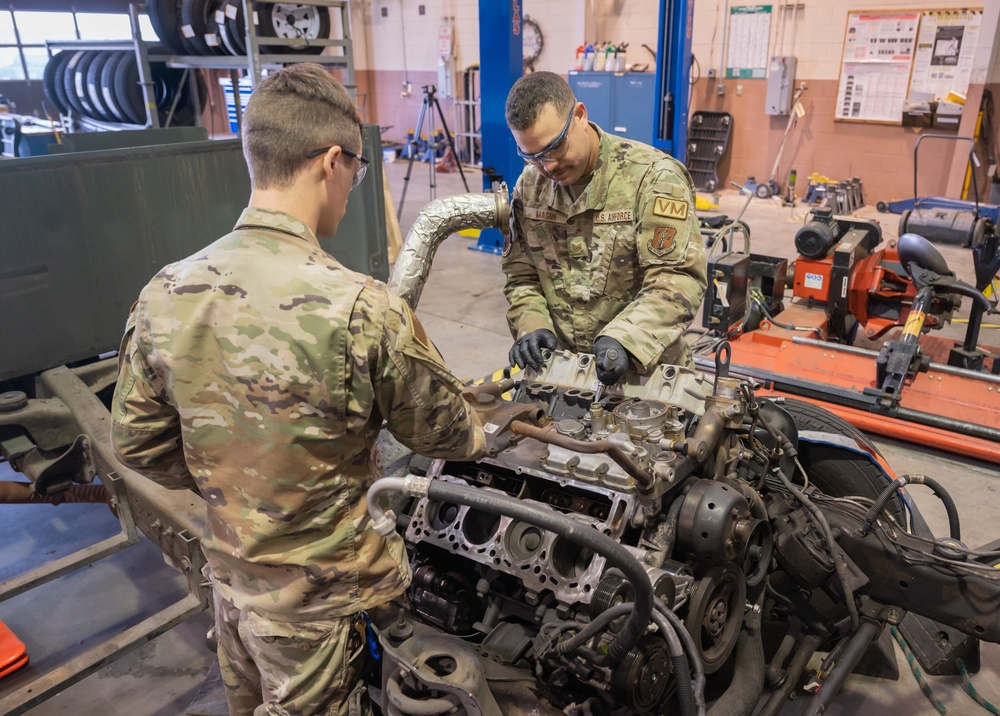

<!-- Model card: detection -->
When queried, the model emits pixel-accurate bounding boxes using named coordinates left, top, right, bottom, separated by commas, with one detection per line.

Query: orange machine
left=698, top=209, right=1000, bottom=463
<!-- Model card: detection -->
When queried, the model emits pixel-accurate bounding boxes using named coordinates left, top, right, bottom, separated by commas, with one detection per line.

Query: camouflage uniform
left=503, top=124, right=708, bottom=370
left=111, top=207, right=486, bottom=715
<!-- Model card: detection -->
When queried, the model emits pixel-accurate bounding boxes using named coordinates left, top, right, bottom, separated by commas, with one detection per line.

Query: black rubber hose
left=561, top=602, right=699, bottom=716
left=554, top=603, right=634, bottom=655
left=671, top=653, right=699, bottom=716
left=648, top=609, right=699, bottom=716
left=425, top=480, right=654, bottom=664
left=802, top=622, right=879, bottom=716
left=774, top=466, right=861, bottom=632
left=862, top=474, right=960, bottom=541
left=707, top=594, right=764, bottom=716
left=757, top=633, right=824, bottom=716
left=656, top=598, right=706, bottom=713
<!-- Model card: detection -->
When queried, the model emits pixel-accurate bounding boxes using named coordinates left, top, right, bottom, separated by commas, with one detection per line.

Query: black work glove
left=509, top=329, right=557, bottom=371
left=594, top=336, right=630, bottom=386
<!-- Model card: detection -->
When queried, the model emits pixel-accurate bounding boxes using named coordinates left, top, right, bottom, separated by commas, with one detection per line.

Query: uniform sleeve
left=372, top=290, right=487, bottom=460
left=598, top=164, right=708, bottom=372
left=501, top=179, right=556, bottom=340
left=110, top=304, right=197, bottom=490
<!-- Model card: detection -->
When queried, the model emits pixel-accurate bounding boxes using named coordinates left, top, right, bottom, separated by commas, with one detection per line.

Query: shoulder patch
left=651, top=196, right=689, bottom=220
left=404, top=304, right=431, bottom=351
left=648, top=227, right=677, bottom=256
left=501, top=231, right=513, bottom=257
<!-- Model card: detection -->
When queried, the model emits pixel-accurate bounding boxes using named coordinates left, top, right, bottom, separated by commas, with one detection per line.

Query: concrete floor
left=1, top=158, right=998, bottom=715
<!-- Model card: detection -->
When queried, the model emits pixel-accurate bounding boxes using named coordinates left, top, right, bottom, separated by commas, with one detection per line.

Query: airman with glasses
left=502, top=71, right=707, bottom=387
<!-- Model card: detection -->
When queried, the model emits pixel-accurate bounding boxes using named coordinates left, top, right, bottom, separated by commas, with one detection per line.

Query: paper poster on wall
left=909, top=9, right=982, bottom=102
left=834, top=11, right=920, bottom=123
left=726, top=5, right=772, bottom=79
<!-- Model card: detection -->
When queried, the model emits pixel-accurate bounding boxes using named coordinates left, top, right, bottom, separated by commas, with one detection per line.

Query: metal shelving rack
left=454, top=65, right=481, bottom=167
left=47, top=0, right=356, bottom=131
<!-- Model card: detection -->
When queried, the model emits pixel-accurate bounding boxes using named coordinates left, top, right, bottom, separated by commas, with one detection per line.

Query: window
left=0, top=9, right=162, bottom=82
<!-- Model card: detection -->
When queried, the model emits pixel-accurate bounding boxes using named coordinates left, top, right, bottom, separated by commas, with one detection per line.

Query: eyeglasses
left=516, top=104, right=576, bottom=165
left=305, top=146, right=370, bottom=190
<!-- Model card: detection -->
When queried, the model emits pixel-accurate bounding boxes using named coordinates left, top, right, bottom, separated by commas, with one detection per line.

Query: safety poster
left=726, top=5, right=772, bottom=79
left=908, top=9, right=982, bottom=102
left=835, top=11, right=920, bottom=122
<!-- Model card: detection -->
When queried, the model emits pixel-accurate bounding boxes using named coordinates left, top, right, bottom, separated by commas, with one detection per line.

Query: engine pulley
left=677, top=479, right=752, bottom=564
left=685, top=563, right=746, bottom=673
left=610, top=637, right=673, bottom=715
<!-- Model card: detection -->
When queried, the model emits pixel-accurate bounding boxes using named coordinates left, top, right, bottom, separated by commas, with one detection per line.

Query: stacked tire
left=43, top=50, right=206, bottom=126
left=148, top=0, right=332, bottom=56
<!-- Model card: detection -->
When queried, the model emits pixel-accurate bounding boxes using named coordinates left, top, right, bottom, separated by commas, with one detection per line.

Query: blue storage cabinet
left=567, top=72, right=613, bottom=131
left=568, top=72, right=656, bottom=144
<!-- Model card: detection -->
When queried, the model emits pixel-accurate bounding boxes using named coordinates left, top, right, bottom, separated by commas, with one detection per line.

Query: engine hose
left=773, top=464, right=861, bottom=633
left=706, top=592, right=764, bottom=716
left=656, top=598, right=706, bottom=713
left=554, top=603, right=634, bottom=655
left=366, top=476, right=655, bottom=665
left=385, top=672, right=461, bottom=715
left=648, top=608, right=700, bottom=716
left=757, top=633, right=824, bottom=716
left=754, top=415, right=858, bottom=630
left=802, top=622, right=879, bottom=716
left=862, top=474, right=960, bottom=541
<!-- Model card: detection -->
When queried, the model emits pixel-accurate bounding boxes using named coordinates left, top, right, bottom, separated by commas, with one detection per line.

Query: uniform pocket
left=601, top=225, right=642, bottom=299
left=242, top=610, right=337, bottom=647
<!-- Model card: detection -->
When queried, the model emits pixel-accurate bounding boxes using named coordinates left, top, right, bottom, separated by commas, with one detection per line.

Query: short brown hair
left=505, top=71, right=575, bottom=131
left=242, top=63, right=361, bottom=189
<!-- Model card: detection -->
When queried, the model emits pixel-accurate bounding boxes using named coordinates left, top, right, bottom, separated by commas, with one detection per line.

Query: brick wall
left=690, top=78, right=964, bottom=205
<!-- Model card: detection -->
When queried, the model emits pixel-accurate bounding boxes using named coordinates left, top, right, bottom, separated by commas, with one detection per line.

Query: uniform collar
left=234, top=207, right=320, bottom=246
left=536, top=122, right=612, bottom=216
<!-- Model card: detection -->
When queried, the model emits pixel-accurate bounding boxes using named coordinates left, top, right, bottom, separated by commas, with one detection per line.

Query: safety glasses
left=516, top=104, right=576, bottom=164
left=305, top=146, right=369, bottom=190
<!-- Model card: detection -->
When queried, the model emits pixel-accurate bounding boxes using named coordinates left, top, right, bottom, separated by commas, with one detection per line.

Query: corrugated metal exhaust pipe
left=388, top=185, right=510, bottom=310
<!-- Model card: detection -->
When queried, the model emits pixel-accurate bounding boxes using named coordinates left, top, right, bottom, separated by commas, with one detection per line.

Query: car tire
left=256, top=2, right=331, bottom=55
left=203, top=0, right=228, bottom=55
left=180, top=0, right=213, bottom=56
left=113, top=54, right=146, bottom=125
left=60, top=51, right=89, bottom=116
left=99, top=52, right=131, bottom=123
left=85, top=51, right=116, bottom=122
left=147, top=0, right=187, bottom=55
left=223, top=1, right=247, bottom=55
left=773, top=397, right=907, bottom=527
left=43, top=51, right=74, bottom=116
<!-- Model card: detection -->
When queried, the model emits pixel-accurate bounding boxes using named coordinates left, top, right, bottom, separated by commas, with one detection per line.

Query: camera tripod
left=396, top=84, right=469, bottom=220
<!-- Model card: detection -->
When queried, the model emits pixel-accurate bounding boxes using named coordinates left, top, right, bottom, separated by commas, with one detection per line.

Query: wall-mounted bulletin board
left=834, top=8, right=984, bottom=125
left=909, top=9, right=982, bottom=101
left=835, top=11, right=920, bottom=123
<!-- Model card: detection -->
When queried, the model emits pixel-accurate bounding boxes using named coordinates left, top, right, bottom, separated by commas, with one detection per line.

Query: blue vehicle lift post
left=652, top=0, right=693, bottom=162
left=473, top=0, right=694, bottom=254
left=473, top=0, right=523, bottom=254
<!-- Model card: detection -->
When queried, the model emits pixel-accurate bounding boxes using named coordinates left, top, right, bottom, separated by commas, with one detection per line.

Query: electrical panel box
left=765, top=56, right=797, bottom=115
left=703, top=253, right=750, bottom=333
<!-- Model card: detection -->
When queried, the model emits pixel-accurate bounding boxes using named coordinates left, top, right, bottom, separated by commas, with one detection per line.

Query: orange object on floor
left=0, top=619, right=28, bottom=680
